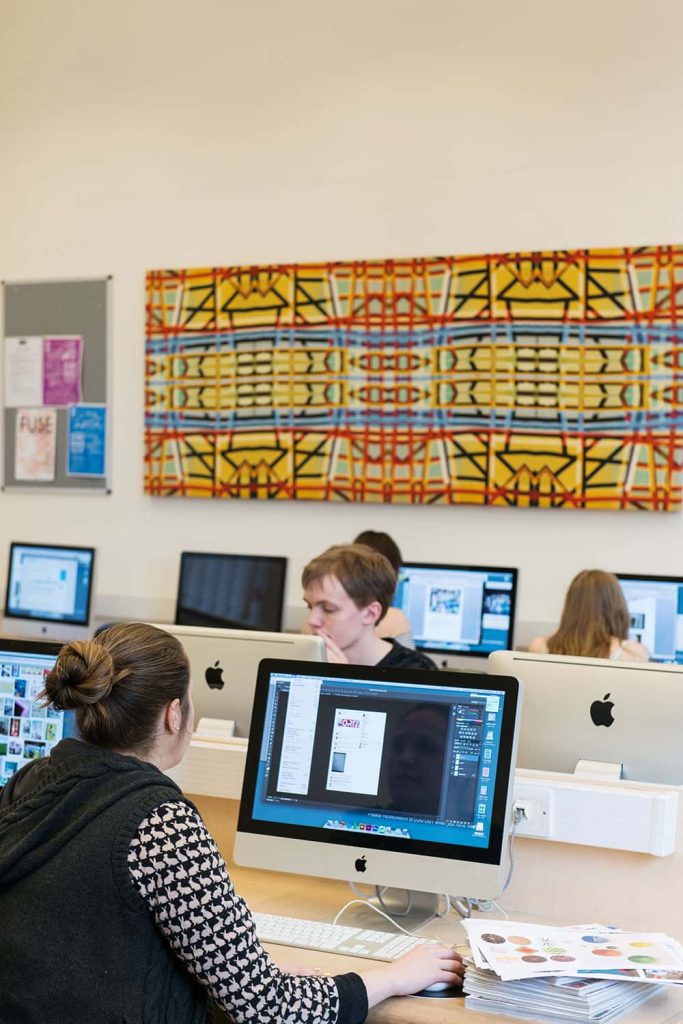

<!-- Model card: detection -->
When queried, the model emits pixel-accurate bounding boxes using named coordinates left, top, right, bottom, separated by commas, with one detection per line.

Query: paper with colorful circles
left=463, top=920, right=683, bottom=982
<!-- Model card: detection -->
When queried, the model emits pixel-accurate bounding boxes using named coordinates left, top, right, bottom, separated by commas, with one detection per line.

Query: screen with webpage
left=0, top=646, right=75, bottom=787
left=176, top=552, right=286, bottom=631
left=618, top=575, right=683, bottom=664
left=394, top=564, right=517, bottom=656
left=247, top=669, right=509, bottom=853
left=6, top=544, right=94, bottom=625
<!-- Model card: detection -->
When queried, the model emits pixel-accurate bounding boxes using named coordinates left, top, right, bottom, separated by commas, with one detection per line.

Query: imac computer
left=616, top=573, right=683, bottom=664
left=153, top=624, right=327, bottom=737
left=488, top=650, right=683, bottom=784
left=0, top=638, right=77, bottom=787
left=3, top=542, right=96, bottom=641
left=394, top=563, right=518, bottom=666
left=175, top=552, right=287, bottom=632
left=235, top=660, right=521, bottom=924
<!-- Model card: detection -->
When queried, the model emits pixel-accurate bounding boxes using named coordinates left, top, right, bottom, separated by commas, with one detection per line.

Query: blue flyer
left=67, top=404, right=107, bottom=477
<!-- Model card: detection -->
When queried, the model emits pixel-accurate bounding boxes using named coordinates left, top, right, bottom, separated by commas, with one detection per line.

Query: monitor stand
left=343, top=885, right=442, bottom=932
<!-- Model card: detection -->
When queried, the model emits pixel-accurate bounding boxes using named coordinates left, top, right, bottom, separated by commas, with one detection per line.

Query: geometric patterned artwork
left=145, top=247, right=683, bottom=509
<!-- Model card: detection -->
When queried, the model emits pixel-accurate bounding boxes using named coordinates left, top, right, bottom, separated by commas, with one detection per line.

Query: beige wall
left=1, top=0, right=683, bottom=624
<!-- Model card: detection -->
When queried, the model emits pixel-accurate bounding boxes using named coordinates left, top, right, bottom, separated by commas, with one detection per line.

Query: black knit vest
left=0, top=739, right=209, bottom=1024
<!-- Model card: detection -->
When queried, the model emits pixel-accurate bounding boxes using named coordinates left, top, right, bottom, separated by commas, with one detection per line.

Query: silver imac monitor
left=488, top=650, right=683, bottom=784
left=153, top=624, right=327, bottom=737
left=394, top=562, right=518, bottom=668
left=175, top=551, right=287, bottom=632
left=3, top=542, right=96, bottom=641
left=235, top=660, right=522, bottom=911
left=616, top=573, right=683, bottom=664
left=0, top=638, right=78, bottom=787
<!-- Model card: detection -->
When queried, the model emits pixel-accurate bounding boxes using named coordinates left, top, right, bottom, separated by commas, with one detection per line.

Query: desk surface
left=194, top=795, right=683, bottom=1024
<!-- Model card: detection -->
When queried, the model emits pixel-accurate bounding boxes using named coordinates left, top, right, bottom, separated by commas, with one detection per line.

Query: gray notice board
left=2, top=278, right=110, bottom=491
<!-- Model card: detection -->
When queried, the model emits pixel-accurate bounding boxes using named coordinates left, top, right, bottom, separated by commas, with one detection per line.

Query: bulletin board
left=2, top=278, right=110, bottom=492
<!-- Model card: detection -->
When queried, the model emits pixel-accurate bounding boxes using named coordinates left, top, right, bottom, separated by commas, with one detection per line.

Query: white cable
left=450, top=807, right=524, bottom=919
left=332, top=898, right=425, bottom=937
left=434, top=893, right=451, bottom=918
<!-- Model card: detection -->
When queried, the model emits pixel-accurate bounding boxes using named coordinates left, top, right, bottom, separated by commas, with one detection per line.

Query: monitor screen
left=5, top=542, right=95, bottom=627
left=488, top=650, right=683, bottom=784
left=617, top=573, right=683, bottom=664
left=0, top=639, right=77, bottom=787
left=236, top=660, right=521, bottom=899
left=175, top=552, right=287, bottom=632
left=394, top=563, right=518, bottom=657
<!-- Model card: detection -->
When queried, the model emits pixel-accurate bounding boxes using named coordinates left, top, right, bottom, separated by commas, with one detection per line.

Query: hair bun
left=44, top=639, right=116, bottom=710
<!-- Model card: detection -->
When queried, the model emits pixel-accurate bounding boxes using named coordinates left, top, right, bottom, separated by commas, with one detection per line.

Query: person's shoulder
left=612, top=638, right=649, bottom=662
left=527, top=635, right=549, bottom=654
left=379, top=640, right=438, bottom=671
left=378, top=606, right=412, bottom=638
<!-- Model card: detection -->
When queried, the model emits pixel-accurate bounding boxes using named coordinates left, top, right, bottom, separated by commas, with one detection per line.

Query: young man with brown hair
left=302, top=544, right=437, bottom=670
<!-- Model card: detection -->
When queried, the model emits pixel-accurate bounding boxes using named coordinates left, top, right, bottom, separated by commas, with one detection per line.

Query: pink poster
left=14, top=408, right=57, bottom=481
left=42, top=336, right=83, bottom=406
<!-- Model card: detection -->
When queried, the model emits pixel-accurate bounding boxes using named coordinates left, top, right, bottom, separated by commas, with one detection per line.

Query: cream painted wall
left=1, top=0, right=683, bottom=624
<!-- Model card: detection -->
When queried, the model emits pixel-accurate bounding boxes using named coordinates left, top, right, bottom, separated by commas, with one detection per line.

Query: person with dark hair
left=0, top=622, right=461, bottom=1023
left=353, top=531, right=415, bottom=649
left=302, top=544, right=437, bottom=670
left=529, top=569, right=649, bottom=661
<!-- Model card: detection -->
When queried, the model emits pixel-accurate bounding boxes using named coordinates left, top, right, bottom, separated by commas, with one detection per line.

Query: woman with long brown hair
left=529, top=569, right=649, bottom=661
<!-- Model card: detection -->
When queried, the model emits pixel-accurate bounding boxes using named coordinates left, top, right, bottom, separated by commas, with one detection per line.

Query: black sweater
left=0, top=740, right=368, bottom=1024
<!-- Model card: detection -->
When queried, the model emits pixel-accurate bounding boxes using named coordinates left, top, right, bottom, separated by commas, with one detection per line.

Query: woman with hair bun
left=0, top=622, right=462, bottom=1023
left=528, top=569, right=649, bottom=661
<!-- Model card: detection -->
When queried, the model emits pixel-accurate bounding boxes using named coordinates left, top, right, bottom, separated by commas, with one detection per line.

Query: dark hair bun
left=44, top=639, right=116, bottom=710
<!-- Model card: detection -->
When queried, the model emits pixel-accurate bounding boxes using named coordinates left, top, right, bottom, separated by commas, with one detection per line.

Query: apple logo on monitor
left=205, top=660, right=225, bottom=690
left=354, top=856, right=367, bottom=873
left=590, top=692, right=614, bottom=728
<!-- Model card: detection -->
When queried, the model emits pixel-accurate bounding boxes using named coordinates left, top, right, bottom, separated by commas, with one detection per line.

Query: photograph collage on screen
left=0, top=658, right=63, bottom=786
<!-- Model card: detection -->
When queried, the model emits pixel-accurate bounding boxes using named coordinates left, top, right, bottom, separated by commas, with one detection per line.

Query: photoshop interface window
left=251, top=672, right=505, bottom=848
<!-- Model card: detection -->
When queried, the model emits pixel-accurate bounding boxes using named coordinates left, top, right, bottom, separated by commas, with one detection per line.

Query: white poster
left=14, top=408, right=57, bottom=482
left=326, top=708, right=386, bottom=795
left=4, top=337, right=43, bottom=407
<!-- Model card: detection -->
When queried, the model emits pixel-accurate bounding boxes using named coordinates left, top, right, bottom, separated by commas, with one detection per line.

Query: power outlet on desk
left=513, top=787, right=553, bottom=838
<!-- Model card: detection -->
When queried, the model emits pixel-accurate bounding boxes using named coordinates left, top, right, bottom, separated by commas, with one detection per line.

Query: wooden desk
left=194, top=795, right=683, bottom=1024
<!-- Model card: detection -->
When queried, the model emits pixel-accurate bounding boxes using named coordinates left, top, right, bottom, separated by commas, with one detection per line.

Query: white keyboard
left=253, top=912, right=432, bottom=961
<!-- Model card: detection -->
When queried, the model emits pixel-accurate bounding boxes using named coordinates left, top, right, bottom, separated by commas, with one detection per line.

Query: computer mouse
left=423, top=981, right=458, bottom=992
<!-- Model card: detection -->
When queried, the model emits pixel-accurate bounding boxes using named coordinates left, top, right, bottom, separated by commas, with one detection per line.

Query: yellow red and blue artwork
left=145, top=247, right=683, bottom=509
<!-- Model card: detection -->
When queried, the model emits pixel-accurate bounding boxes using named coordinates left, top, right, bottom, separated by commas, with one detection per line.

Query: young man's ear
left=360, top=600, right=383, bottom=627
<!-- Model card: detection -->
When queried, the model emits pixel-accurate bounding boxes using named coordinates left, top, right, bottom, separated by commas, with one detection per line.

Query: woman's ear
left=164, top=697, right=182, bottom=734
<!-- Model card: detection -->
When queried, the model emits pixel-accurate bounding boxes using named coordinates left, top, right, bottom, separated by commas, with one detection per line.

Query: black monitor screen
left=394, top=563, right=518, bottom=657
left=5, top=543, right=95, bottom=626
left=175, top=552, right=287, bottom=632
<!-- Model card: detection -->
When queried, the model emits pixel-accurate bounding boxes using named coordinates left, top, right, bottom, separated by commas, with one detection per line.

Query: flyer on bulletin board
left=14, top=408, right=57, bottom=481
left=4, top=337, right=43, bottom=407
left=43, top=336, right=83, bottom=406
left=66, top=404, right=107, bottom=477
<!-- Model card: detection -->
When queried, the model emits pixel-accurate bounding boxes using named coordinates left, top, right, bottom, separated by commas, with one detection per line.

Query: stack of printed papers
left=462, top=921, right=683, bottom=1023
left=463, top=970, right=660, bottom=1023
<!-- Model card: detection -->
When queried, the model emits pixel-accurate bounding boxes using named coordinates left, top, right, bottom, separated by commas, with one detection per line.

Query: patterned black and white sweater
left=128, top=801, right=369, bottom=1024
